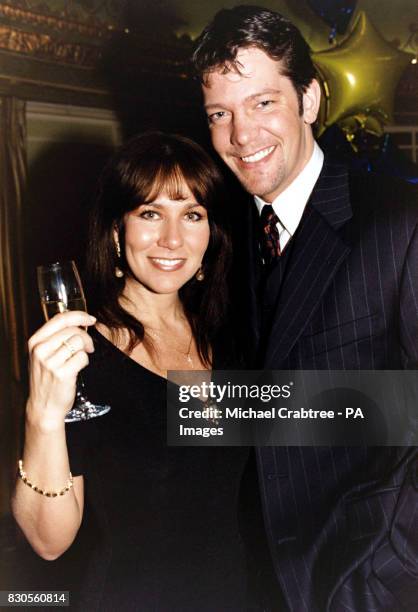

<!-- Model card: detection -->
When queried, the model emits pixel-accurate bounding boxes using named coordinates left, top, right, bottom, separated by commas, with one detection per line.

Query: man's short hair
left=192, top=5, right=317, bottom=113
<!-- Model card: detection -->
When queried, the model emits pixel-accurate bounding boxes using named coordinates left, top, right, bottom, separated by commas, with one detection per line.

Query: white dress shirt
left=254, top=142, right=324, bottom=253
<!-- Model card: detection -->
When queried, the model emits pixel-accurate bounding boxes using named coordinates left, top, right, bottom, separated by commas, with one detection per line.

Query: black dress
left=66, top=329, right=249, bottom=611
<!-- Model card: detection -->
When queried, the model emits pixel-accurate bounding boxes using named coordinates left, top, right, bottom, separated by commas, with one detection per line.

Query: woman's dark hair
left=192, top=5, right=316, bottom=113
left=86, top=131, right=231, bottom=366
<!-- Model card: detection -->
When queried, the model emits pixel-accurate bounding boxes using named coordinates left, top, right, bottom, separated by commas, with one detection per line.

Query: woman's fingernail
left=88, top=315, right=97, bottom=323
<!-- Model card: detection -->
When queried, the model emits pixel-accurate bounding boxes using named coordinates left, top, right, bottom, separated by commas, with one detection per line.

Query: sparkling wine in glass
left=37, top=260, right=111, bottom=422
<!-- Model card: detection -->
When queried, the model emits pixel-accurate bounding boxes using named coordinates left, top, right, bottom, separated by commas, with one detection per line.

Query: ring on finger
left=62, top=339, right=76, bottom=358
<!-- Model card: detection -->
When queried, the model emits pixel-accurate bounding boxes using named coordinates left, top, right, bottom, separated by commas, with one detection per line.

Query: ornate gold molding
left=0, top=24, right=101, bottom=66
left=0, top=2, right=110, bottom=38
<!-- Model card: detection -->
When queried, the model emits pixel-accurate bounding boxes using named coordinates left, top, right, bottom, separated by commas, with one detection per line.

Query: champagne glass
left=37, top=260, right=111, bottom=422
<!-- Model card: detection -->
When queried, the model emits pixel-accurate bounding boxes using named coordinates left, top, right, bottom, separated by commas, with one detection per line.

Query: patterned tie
left=259, top=205, right=281, bottom=265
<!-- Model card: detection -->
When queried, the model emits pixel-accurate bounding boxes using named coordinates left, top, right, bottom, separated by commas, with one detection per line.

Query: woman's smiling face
left=121, top=182, right=210, bottom=295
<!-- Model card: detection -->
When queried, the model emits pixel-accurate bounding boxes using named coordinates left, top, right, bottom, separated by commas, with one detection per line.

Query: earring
left=114, top=233, right=124, bottom=278
left=196, top=266, right=204, bottom=281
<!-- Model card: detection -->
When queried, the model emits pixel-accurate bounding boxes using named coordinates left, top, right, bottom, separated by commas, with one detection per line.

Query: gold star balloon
left=339, top=113, right=386, bottom=141
left=313, top=11, right=413, bottom=133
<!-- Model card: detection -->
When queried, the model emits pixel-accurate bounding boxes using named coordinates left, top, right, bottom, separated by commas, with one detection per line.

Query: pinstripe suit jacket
left=239, top=159, right=418, bottom=611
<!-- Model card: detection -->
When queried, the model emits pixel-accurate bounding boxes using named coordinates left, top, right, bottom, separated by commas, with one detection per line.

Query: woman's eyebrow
left=139, top=201, right=203, bottom=209
left=184, top=202, right=204, bottom=208
left=138, top=202, right=163, bottom=208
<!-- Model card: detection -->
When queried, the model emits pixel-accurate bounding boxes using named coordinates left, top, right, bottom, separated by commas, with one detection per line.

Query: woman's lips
left=148, top=257, right=186, bottom=271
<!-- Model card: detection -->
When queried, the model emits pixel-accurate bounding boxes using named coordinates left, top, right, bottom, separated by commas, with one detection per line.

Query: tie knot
left=260, top=205, right=278, bottom=228
left=259, top=205, right=281, bottom=264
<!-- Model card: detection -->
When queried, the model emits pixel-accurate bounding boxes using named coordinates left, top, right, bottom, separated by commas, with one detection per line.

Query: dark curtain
left=0, top=96, right=28, bottom=516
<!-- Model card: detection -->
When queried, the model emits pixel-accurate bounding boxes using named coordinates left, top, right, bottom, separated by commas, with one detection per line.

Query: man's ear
left=302, top=78, right=321, bottom=125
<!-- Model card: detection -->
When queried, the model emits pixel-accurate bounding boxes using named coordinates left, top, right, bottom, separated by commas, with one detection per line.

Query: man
left=192, top=6, right=418, bottom=611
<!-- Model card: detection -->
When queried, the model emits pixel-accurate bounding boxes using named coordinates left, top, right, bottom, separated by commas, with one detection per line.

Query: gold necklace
left=146, top=328, right=194, bottom=367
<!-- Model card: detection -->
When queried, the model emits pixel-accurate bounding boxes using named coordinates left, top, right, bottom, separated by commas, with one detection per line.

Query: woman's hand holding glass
left=37, top=260, right=110, bottom=421
left=26, top=311, right=96, bottom=431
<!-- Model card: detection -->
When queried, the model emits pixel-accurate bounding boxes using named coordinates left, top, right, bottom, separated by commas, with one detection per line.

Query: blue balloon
left=307, top=0, right=357, bottom=39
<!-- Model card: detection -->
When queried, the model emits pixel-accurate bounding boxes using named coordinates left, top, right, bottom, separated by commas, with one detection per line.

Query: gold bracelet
left=18, top=459, right=73, bottom=497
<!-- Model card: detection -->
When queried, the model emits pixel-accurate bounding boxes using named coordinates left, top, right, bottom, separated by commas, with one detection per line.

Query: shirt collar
left=254, top=142, right=324, bottom=236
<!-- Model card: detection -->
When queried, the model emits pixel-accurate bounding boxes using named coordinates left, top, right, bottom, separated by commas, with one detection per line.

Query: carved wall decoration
left=2, top=1, right=119, bottom=32
left=0, top=3, right=114, bottom=105
left=0, top=0, right=193, bottom=107
left=0, top=24, right=102, bottom=65
left=0, top=3, right=111, bottom=38
left=0, top=0, right=116, bottom=69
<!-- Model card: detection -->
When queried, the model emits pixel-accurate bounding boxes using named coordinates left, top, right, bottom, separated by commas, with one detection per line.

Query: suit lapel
left=245, top=197, right=263, bottom=357
left=264, top=160, right=353, bottom=368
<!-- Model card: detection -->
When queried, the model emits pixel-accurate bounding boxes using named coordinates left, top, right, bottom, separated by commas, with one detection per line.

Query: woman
left=12, top=132, right=249, bottom=611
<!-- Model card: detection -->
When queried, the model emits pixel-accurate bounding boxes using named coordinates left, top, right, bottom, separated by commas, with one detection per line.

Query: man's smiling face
left=202, top=47, right=320, bottom=202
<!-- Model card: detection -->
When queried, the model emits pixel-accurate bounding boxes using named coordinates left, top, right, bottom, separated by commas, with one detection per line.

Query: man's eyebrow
left=204, top=102, right=225, bottom=111
left=204, top=89, right=281, bottom=111
left=245, top=89, right=281, bottom=102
